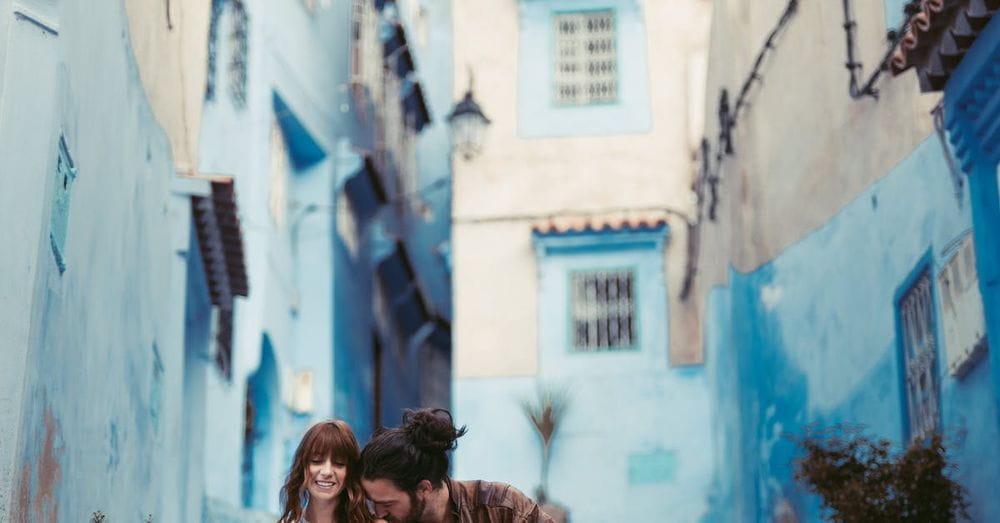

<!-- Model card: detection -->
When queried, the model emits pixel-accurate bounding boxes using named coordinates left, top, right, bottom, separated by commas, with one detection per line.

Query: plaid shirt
left=445, top=478, right=556, bottom=523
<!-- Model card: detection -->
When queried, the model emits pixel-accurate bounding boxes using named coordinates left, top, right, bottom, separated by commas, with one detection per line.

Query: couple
left=279, top=408, right=554, bottom=523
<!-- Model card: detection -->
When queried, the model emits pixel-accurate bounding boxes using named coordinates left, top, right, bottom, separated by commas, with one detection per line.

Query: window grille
left=553, top=10, right=617, bottom=106
left=899, top=270, right=940, bottom=442
left=228, top=0, right=249, bottom=108
left=571, top=269, right=635, bottom=351
left=206, top=0, right=249, bottom=107
left=206, top=0, right=225, bottom=100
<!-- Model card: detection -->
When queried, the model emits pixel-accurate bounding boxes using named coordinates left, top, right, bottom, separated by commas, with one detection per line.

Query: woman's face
left=305, top=454, right=347, bottom=503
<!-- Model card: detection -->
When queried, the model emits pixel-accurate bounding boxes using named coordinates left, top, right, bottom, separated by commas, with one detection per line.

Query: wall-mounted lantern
left=447, top=72, right=491, bottom=161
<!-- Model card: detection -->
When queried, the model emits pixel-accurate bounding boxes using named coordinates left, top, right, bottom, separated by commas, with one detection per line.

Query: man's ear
left=416, top=479, right=434, bottom=498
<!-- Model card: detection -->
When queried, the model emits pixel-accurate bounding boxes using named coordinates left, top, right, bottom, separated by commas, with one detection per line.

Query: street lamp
left=447, top=72, right=491, bottom=161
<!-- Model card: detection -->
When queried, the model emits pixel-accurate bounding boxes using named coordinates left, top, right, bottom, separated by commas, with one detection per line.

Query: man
left=360, top=408, right=555, bottom=523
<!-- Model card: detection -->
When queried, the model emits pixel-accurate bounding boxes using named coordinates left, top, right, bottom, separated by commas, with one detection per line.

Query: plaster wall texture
left=124, top=0, right=210, bottom=173
left=451, top=0, right=712, bottom=377
left=703, top=138, right=1000, bottom=521
left=194, top=0, right=348, bottom=513
left=0, top=1, right=61, bottom=514
left=0, top=1, right=201, bottom=519
left=694, top=0, right=940, bottom=296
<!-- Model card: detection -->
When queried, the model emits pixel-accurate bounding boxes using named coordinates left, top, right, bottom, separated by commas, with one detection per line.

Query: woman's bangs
left=304, top=422, right=358, bottom=462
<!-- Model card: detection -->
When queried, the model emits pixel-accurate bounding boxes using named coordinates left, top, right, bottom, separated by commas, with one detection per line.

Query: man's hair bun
left=402, top=408, right=467, bottom=453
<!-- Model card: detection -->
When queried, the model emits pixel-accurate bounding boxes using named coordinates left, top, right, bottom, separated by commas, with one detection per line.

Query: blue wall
left=703, top=137, right=1000, bottom=521
left=455, top=226, right=716, bottom=522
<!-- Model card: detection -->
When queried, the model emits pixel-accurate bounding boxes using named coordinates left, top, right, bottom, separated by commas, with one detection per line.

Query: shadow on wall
left=242, top=335, right=280, bottom=512
left=728, top=265, right=811, bottom=521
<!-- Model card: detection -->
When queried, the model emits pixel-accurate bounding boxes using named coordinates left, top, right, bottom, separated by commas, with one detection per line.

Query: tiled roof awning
left=192, top=179, right=249, bottom=306
left=890, top=0, right=1000, bottom=92
left=383, top=23, right=416, bottom=78
left=376, top=241, right=431, bottom=338
left=344, top=155, right=388, bottom=221
left=943, top=7, right=1000, bottom=170
left=532, top=213, right=668, bottom=236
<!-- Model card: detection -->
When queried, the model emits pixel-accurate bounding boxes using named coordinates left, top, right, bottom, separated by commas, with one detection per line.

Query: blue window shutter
left=50, top=135, right=76, bottom=274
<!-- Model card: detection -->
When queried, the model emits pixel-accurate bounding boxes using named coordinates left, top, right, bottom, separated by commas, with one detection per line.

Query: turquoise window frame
left=517, top=0, right=651, bottom=138
left=49, top=135, right=76, bottom=274
left=566, top=265, right=641, bottom=353
left=892, top=250, right=944, bottom=443
left=549, top=7, right=621, bottom=108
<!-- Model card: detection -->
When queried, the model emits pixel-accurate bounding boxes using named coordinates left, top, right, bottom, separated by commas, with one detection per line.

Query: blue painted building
left=449, top=1, right=714, bottom=521
left=690, top=0, right=1000, bottom=520
left=0, top=0, right=452, bottom=519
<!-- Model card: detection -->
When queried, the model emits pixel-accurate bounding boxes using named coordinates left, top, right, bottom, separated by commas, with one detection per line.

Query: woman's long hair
left=279, top=420, right=372, bottom=523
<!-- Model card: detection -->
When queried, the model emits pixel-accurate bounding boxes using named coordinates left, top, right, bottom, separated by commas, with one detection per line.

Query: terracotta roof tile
left=192, top=179, right=249, bottom=305
left=531, top=212, right=669, bottom=235
left=890, top=0, right=999, bottom=92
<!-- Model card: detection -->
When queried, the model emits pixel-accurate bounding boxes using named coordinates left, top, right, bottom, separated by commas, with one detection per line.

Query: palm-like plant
left=521, top=385, right=570, bottom=502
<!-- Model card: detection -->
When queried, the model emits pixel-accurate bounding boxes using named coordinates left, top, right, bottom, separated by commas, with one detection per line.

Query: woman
left=279, top=419, right=373, bottom=523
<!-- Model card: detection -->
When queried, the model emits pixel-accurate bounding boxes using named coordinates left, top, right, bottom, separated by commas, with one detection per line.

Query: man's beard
left=387, top=490, right=425, bottom=523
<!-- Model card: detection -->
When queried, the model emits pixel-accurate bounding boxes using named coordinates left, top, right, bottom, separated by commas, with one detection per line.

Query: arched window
left=242, top=335, right=280, bottom=511
left=206, top=0, right=249, bottom=108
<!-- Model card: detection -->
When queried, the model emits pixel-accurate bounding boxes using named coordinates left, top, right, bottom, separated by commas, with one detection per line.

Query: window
left=268, top=118, right=289, bottom=229
left=937, top=235, right=988, bottom=377
left=228, top=0, right=249, bottom=108
left=898, top=269, right=940, bottom=442
left=553, top=10, right=617, bottom=106
left=205, top=0, right=248, bottom=107
left=50, top=135, right=76, bottom=274
left=570, top=269, right=636, bottom=351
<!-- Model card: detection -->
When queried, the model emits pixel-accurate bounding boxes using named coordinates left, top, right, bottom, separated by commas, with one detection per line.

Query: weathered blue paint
left=942, top=13, right=1000, bottom=425
left=0, top=0, right=450, bottom=518
left=517, top=0, right=651, bottom=138
left=702, top=137, right=1000, bottom=521
left=456, top=224, right=716, bottom=522
left=243, top=335, right=282, bottom=511
left=0, top=0, right=214, bottom=518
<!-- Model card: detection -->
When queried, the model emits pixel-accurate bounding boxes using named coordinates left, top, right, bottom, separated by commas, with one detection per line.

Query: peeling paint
left=34, top=407, right=62, bottom=522
left=15, top=404, right=63, bottom=523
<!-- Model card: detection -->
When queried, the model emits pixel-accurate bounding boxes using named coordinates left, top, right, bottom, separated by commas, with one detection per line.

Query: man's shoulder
left=454, top=479, right=555, bottom=522
left=457, top=479, right=533, bottom=509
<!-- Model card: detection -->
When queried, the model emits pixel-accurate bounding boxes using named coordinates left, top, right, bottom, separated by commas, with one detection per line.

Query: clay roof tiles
left=531, top=213, right=668, bottom=235
left=890, top=0, right=1000, bottom=92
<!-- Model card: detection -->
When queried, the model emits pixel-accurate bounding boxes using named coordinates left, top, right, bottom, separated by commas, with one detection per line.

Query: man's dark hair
left=360, top=408, right=468, bottom=491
